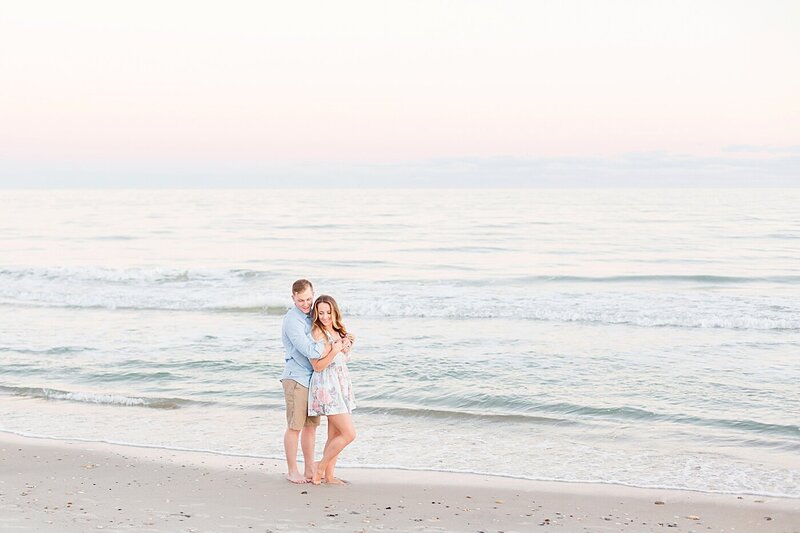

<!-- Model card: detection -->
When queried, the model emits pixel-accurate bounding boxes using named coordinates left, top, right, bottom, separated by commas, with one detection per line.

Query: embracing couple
left=280, top=279, right=356, bottom=485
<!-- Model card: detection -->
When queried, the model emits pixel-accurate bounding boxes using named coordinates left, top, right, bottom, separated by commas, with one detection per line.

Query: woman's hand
left=330, top=338, right=344, bottom=354
left=343, top=333, right=355, bottom=354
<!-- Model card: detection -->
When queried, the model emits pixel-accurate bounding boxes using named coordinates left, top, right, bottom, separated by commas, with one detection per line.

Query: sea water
left=1, top=188, right=798, bottom=497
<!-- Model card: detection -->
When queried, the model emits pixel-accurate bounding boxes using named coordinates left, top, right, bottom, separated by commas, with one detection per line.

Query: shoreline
left=4, top=429, right=796, bottom=500
left=1, top=433, right=798, bottom=532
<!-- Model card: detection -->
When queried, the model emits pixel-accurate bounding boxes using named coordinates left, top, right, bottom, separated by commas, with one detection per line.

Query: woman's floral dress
left=308, top=331, right=355, bottom=416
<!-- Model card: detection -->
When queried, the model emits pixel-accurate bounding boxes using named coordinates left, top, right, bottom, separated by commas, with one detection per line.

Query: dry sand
left=0, top=433, right=797, bottom=532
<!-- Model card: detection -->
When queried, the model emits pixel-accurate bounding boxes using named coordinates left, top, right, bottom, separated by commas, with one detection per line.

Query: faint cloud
left=1, top=152, right=799, bottom=188
left=722, top=144, right=800, bottom=154
left=356, top=152, right=800, bottom=187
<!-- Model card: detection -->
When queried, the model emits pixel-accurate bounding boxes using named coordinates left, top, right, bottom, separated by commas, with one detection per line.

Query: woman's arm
left=310, top=345, right=333, bottom=371
left=309, top=330, right=343, bottom=372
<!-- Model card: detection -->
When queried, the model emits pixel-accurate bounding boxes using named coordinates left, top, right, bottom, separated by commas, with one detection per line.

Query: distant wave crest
left=0, top=266, right=268, bottom=284
left=3, top=266, right=800, bottom=286
left=1, top=266, right=799, bottom=330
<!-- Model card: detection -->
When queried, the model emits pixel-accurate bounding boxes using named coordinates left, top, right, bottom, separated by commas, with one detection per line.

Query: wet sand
left=1, top=433, right=797, bottom=532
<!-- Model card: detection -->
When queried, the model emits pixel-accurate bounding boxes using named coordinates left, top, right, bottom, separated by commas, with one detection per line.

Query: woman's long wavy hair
left=311, top=295, right=348, bottom=339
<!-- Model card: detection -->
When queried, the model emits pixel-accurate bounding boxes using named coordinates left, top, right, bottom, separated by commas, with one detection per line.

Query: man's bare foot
left=324, top=477, right=347, bottom=485
left=286, top=472, right=307, bottom=484
left=304, top=462, right=317, bottom=481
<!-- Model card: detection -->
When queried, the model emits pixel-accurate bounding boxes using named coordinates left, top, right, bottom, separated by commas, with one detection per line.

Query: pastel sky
left=1, top=0, right=798, bottom=186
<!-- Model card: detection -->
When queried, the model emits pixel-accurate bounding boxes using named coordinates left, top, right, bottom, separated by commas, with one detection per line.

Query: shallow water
left=1, top=188, right=798, bottom=496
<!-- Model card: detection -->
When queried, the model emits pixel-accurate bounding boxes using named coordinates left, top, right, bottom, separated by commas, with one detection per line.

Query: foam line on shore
left=3, top=428, right=797, bottom=499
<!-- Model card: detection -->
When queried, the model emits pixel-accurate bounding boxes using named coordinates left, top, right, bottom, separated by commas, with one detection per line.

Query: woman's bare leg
left=311, top=414, right=355, bottom=485
left=316, top=421, right=336, bottom=480
left=324, top=423, right=345, bottom=484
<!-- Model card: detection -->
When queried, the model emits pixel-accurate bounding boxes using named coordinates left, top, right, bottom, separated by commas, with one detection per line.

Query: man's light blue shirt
left=280, top=305, right=325, bottom=386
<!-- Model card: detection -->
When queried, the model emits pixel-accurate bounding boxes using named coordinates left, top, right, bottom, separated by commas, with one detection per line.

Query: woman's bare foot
left=286, top=471, right=307, bottom=484
left=324, top=477, right=347, bottom=485
left=310, top=462, right=323, bottom=485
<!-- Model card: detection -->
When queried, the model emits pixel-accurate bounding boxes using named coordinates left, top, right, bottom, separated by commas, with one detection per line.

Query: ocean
left=1, top=188, right=798, bottom=498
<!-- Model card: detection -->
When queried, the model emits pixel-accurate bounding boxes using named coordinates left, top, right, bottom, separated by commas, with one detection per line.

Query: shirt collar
left=291, top=306, right=312, bottom=320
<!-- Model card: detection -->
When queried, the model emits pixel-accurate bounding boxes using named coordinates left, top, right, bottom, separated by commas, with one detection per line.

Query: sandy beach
left=0, top=434, right=796, bottom=532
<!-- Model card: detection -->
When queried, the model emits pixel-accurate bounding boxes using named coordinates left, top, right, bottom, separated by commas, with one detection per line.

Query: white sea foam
left=43, top=389, right=148, bottom=406
left=0, top=387, right=185, bottom=409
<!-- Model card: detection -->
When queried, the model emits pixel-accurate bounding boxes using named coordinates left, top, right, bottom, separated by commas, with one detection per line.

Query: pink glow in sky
left=1, top=1, right=798, bottom=186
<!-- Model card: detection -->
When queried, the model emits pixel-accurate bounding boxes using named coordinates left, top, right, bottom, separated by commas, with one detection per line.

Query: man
left=280, top=279, right=344, bottom=483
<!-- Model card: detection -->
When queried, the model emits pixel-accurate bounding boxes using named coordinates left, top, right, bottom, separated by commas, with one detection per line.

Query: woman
left=307, top=295, right=356, bottom=485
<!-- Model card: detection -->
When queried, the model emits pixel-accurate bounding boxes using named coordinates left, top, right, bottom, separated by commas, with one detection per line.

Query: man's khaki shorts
left=282, top=379, right=321, bottom=431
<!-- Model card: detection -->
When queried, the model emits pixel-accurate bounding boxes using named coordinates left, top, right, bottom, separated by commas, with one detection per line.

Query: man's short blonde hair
left=292, top=279, right=313, bottom=294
